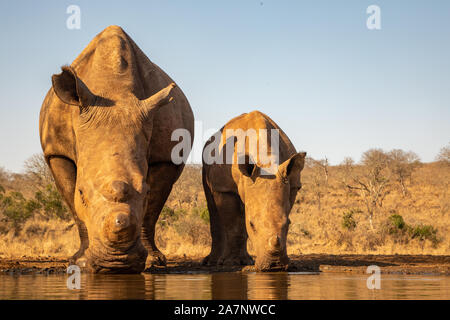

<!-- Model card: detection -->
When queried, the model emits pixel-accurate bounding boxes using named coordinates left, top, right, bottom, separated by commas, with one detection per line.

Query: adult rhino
left=202, top=111, right=306, bottom=271
left=39, top=26, right=194, bottom=273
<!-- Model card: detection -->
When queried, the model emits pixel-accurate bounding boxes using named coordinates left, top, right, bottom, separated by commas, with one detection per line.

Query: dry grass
left=0, top=161, right=448, bottom=259
left=0, top=217, right=79, bottom=258
left=288, top=161, right=449, bottom=255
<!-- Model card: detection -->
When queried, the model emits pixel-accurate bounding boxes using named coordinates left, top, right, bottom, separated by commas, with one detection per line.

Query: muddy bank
left=0, top=254, right=449, bottom=275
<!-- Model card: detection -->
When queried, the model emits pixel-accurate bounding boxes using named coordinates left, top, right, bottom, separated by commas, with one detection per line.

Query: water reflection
left=247, top=273, right=289, bottom=300
left=152, top=274, right=211, bottom=299
left=211, top=273, right=248, bottom=299
left=0, top=273, right=448, bottom=300
left=79, top=274, right=148, bottom=299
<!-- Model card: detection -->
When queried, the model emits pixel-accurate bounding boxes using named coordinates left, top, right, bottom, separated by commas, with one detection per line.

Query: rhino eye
left=240, top=163, right=255, bottom=177
left=249, top=221, right=256, bottom=232
left=247, top=164, right=255, bottom=176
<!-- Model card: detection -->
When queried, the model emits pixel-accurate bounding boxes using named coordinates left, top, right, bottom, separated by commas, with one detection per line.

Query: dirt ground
left=0, top=254, right=449, bottom=275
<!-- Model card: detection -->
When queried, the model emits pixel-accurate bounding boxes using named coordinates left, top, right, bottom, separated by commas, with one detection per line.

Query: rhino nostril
left=114, top=213, right=130, bottom=229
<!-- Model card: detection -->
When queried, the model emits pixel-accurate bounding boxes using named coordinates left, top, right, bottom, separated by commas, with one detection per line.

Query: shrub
left=0, top=183, right=69, bottom=233
left=341, top=209, right=359, bottom=230
left=389, top=214, right=406, bottom=232
left=409, top=224, right=439, bottom=244
left=34, top=184, right=69, bottom=220
left=158, top=206, right=181, bottom=227
left=384, top=213, right=440, bottom=246
left=0, top=191, right=35, bottom=232
left=191, top=206, right=209, bottom=223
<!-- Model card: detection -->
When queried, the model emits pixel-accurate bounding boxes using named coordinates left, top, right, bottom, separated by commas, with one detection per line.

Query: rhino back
left=40, top=25, right=194, bottom=164
left=203, top=111, right=296, bottom=193
left=143, top=63, right=194, bottom=163
left=223, top=110, right=296, bottom=162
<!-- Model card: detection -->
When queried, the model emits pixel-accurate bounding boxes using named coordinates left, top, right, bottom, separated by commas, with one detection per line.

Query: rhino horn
left=139, top=82, right=176, bottom=112
left=268, top=235, right=282, bottom=250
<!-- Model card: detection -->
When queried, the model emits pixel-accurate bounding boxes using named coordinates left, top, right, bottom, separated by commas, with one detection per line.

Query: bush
left=341, top=209, right=359, bottom=230
left=384, top=213, right=440, bottom=246
left=409, top=224, right=438, bottom=244
left=158, top=206, right=183, bottom=228
left=34, top=184, right=69, bottom=220
left=0, top=183, right=69, bottom=233
left=389, top=214, right=406, bottom=232
left=0, top=191, right=35, bottom=232
left=191, top=206, right=209, bottom=223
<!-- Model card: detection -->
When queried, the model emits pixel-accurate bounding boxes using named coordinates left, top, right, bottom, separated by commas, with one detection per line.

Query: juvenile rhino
left=202, top=111, right=306, bottom=271
left=39, top=26, right=194, bottom=273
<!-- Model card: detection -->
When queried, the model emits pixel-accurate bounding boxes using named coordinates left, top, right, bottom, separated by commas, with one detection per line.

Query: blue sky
left=0, top=0, right=449, bottom=171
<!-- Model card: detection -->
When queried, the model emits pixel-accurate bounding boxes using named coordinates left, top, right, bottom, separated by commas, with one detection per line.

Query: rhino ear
left=239, top=162, right=259, bottom=178
left=278, top=152, right=307, bottom=178
left=237, top=155, right=260, bottom=179
left=51, top=66, right=94, bottom=107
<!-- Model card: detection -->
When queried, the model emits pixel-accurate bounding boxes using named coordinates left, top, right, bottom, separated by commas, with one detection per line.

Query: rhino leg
left=47, top=156, right=89, bottom=266
left=211, top=191, right=253, bottom=266
left=142, top=162, right=183, bottom=268
left=202, top=170, right=224, bottom=266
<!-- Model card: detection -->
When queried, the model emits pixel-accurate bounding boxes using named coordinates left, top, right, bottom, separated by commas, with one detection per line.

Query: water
left=0, top=272, right=449, bottom=300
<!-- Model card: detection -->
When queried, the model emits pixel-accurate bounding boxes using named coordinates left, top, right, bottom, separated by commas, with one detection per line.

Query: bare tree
left=0, top=167, right=10, bottom=186
left=436, top=143, right=450, bottom=164
left=338, top=157, right=356, bottom=199
left=304, top=156, right=329, bottom=211
left=345, top=149, right=391, bottom=230
left=316, top=157, right=330, bottom=185
left=23, top=153, right=54, bottom=189
left=387, top=149, right=421, bottom=197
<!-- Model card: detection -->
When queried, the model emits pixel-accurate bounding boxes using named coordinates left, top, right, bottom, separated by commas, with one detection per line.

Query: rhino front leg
left=202, top=169, right=224, bottom=266
left=212, top=191, right=253, bottom=266
left=47, top=156, right=89, bottom=266
left=142, top=162, right=183, bottom=268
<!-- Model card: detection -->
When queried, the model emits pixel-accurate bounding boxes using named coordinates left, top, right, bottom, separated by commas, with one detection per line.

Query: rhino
left=202, top=111, right=306, bottom=271
left=39, top=26, right=194, bottom=273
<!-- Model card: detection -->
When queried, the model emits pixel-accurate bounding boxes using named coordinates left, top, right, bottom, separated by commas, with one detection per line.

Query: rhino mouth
left=84, top=239, right=148, bottom=273
left=255, top=254, right=289, bottom=272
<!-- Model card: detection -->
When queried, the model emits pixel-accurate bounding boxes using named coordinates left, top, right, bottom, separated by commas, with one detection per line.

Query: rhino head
left=236, top=152, right=306, bottom=271
left=51, top=65, right=176, bottom=273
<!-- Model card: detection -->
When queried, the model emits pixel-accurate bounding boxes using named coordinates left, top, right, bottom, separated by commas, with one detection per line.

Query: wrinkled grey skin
left=202, top=111, right=306, bottom=271
left=39, top=26, right=194, bottom=273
